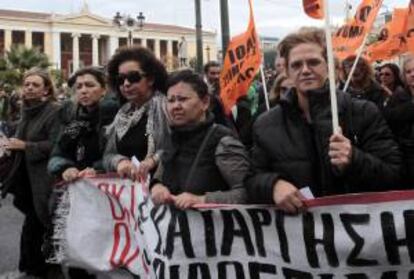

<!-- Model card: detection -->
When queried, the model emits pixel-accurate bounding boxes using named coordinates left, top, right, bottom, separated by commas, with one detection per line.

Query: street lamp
left=113, top=11, right=146, bottom=47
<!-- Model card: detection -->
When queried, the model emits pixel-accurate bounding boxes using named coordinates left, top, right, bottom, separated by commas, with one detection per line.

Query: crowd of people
left=0, top=26, right=413, bottom=278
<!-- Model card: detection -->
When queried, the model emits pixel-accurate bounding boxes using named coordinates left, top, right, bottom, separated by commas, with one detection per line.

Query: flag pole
left=343, top=33, right=370, bottom=93
left=323, top=0, right=340, bottom=133
left=259, top=64, right=270, bottom=111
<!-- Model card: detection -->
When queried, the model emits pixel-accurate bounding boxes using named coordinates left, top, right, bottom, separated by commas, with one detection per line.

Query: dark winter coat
left=346, top=80, right=386, bottom=110
left=9, top=101, right=61, bottom=224
left=153, top=115, right=249, bottom=204
left=383, top=89, right=414, bottom=187
left=48, top=98, right=118, bottom=177
left=246, top=86, right=402, bottom=204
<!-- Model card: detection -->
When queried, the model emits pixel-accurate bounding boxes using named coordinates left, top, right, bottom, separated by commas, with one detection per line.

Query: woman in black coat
left=48, top=67, right=118, bottom=182
left=151, top=70, right=249, bottom=209
left=384, top=56, right=414, bottom=187
left=4, top=67, right=61, bottom=277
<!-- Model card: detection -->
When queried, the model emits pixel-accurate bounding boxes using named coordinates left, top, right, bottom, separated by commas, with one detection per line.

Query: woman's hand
left=272, top=179, right=304, bottom=214
left=136, top=157, right=157, bottom=182
left=78, top=167, right=96, bottom=178
left=380, top=84, right=393, bottom=97
left=116, top=159, right=134, bottom=179
left=6, top=138, right=26, bottom=150
left=151, top=183, right=173, bottom=205
left=172, top=192, right=205, bottom=209
left=62, top=167, right=80, bottom=182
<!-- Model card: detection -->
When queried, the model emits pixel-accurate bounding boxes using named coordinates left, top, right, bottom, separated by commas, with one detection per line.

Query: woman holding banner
left=48, top=67, right=118, bottom=182
left=384, top=56, right=414, bottom=188
left=150, top=70, right=248, bottom=208
left=103, top=47, right=170, bottom=181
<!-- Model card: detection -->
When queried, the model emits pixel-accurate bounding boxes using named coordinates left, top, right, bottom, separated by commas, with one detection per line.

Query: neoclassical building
left=0, top=4, right=217, bottom=76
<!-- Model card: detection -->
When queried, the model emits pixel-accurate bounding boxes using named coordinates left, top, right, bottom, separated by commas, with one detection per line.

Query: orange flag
left=302, top=0, right=324, bottom=19
left=404, top=1, right=414, bottom=53
left=333, top=0, right=383, bottom=60
left=366, top=8, right=408, bottom=62
left=219, top=0, right=262, bottom=115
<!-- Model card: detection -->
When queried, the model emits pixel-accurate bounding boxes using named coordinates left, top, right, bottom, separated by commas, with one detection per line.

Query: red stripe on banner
left=303, top=190, right=414, bottom=207
left=194, top=190, right=414, bottom=209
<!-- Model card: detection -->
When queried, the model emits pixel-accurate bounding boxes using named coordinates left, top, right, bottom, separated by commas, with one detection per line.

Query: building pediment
left=55, top=14, right=111, bottom=27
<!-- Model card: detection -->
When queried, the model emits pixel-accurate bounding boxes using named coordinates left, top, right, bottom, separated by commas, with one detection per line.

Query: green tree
left=0, top=45, right=50, bottom=92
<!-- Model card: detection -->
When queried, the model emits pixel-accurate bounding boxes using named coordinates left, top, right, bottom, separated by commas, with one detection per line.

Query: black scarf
left=59, top=105, right=99, bottom=148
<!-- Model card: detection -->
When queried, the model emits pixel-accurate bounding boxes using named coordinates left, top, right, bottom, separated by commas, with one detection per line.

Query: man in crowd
left=203, top=61, right=229, bottom=126
left=204, top=61, right=221, bottom=96
left=274, top=55, right=286, bottom=77
left=247, top=28, right=402, bottom=213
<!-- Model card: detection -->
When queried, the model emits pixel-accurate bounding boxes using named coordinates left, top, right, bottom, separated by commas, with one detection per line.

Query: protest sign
left=219, top=0, right=262, bottom=115
left=48, top=177, right=414, bottom=278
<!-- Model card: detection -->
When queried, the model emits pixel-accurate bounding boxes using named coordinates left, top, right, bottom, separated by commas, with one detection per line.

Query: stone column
left=141, top=38, right=147, bottom=48
left=44, top=32, right=53, bottom=62
left=72, top=33, right=81, bottom=73
left=52, top=31, right=61, bottom=69
left=92, top=34, right=100, bottom=66
left=4, top=29, right=12, bottom=52
left=154, top=39, right=160, bottom=59
left=108, top=35, right=119, bottom=57
left=167, top=40, right=173, bottom=70
left=24, top=30, right=32, bottom=49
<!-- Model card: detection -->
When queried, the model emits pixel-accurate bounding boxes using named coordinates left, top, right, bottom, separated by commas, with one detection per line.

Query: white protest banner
left=47, top=176, right=414, bottom=278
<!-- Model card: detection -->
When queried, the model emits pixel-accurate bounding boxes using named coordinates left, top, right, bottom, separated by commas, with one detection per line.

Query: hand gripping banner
left=47, top=176, right=414, bottom=278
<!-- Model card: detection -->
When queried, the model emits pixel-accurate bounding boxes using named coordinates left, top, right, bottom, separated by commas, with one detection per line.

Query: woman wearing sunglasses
left=378, top=63, right=405, bottom=102
left=104, top=47, right=170, bottom=181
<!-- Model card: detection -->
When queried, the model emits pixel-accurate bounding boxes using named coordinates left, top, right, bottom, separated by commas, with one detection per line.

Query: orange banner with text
left=219, top=0, right=262, bottom=115
left=366, top=8, right=408, bottom=62
left=302, top=0, right=324, bottom=19
left=333, top=0, right=383, bottom=60
left=405, top=1, right=414, bottom=53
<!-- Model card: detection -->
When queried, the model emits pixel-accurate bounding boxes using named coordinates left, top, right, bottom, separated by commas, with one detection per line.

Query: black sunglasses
left=116, top=71, right=146, bottom=86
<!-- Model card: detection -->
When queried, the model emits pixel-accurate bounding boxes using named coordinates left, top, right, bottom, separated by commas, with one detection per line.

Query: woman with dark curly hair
left=342, top=55, right=386, bottom=110
left=103, top=46, right=170, bottom=181
left=379, top=63, right=405, bottom=99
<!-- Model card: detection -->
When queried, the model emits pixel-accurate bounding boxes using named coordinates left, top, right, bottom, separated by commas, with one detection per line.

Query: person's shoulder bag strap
left=184, top=124, right=218, bottom=190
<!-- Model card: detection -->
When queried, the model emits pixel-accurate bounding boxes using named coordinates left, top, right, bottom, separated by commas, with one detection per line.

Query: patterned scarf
left=106, top=91, right=170, bottom=158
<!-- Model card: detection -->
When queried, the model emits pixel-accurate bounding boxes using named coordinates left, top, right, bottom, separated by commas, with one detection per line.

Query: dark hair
left=342, top=55, right=373, bottom=87
left=107, top=46, right=168, bottom=98
left=278, top=27, right=327, bottom=67
left=167, top=70, right=208, bottom=99
left=379, top=63, right=404, bottom=89
left=68, top=66, right=106, bottom=88
left=203, top=61, right=220, bottom=74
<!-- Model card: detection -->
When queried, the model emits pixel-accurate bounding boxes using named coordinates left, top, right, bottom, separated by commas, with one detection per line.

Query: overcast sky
left=1, top=0, right=408, bottom=39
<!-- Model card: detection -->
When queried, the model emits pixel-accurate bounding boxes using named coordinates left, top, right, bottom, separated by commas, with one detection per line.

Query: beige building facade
left=0, top=5, right=217, bottom=77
